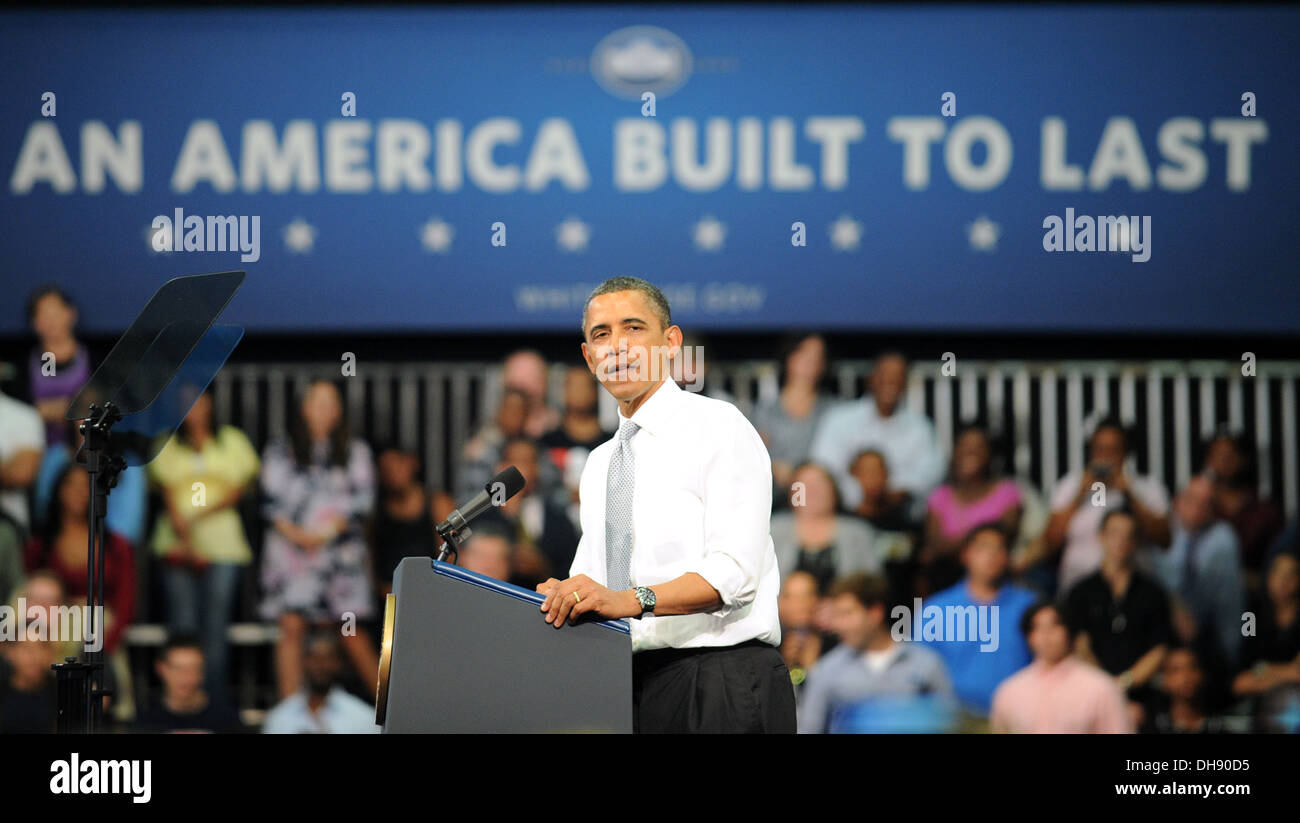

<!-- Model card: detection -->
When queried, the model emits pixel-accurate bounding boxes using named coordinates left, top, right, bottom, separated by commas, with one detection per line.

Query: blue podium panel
left=380, top=558, right=632, bottom=733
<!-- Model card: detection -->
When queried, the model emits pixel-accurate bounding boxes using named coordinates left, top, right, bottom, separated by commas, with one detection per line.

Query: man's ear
left=581, top=341, right=596, bottom=374
left=666, top=324, right=683, bottom=354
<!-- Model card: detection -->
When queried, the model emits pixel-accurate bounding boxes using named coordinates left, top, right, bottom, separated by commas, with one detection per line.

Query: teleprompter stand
left=55, top=271, right=246, bottom=733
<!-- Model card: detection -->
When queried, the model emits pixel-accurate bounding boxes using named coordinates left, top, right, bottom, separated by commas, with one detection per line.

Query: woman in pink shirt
left=920, top=426, right=1023, bottom=593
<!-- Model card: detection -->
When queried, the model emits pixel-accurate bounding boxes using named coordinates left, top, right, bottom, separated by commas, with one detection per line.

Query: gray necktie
left=605, top=418, right=639, bottom=591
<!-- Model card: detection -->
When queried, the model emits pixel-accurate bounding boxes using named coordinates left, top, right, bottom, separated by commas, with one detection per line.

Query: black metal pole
left=84, top=412, right=100, bottom=730
left=53, top=402, right=120, bottom=733
left=92, top=496, right=107, bottom=729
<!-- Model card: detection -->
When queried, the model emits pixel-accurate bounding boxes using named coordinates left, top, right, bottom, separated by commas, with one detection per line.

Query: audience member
left=674, top=333, right=737, bottom=405
left=1063, top=508, right=1171, bottom=712
left=0, top=511, right=23, bottom=604
left=458, top=386, right=530, bottom=501
left=848, top=449, right=914, bottom=533
left=809, top=351, right=945, bottom=516
left=457, top=526, right=514, bottom=582
left=259, top=380, right=378, bottom=700
left=25, top=464, right=136, bottom=655
left=753, top=333, right=833, bottom=495
left=261, top=630, right=380, bottom=734
left=35, top=417, right=147, bottom=549
left=922, top=524, right=1036, bottom=717
left=1202, top=431, right=1283, bottom=577
left=920, top=425, right=1023, bottom=593
left=371, top=444, right=439, bottom=595
left=25, top=286, right=92, bottom=448
left=1144, top=474, right=1245, bottom=667
left=10, top=571, right=77, bottom=662
left=778, top=570, right=831, bottom=693
left=1045, top=416, right=1170, bottom=594
left=539, top=366, right=610, bottom=454
left=990, top=602, right=1132, bottom=733
left=0, top=638, right=58, bottom=733
left=0, top=386, right=43, bottom=534
left=797, top=573, right=953, bottom=733
left=1233, top=551, right=1300, bottom=700
left=539, top=366, right=610, bottom=523
left=478, top=437, right=579, bottom=589
left=770, top=463, right=882, bottom=594
left=24, top=463, right=137, bottom=722
left=133, top=634, right=242, bottom=733
left=148, top=387, right=260, bottom=706
left=1141, top=645, right=1228, bottom=733
left=502, top=349, right=561, bottom=439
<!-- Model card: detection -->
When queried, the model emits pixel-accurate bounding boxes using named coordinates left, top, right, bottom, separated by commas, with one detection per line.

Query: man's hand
left=536, top=574, right=638, bottom=627
left=1109, top=464, right=1131, bottom=494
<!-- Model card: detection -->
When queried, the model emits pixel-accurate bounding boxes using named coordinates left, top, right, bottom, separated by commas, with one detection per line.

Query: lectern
left=377, top=558, right=633, bottom=733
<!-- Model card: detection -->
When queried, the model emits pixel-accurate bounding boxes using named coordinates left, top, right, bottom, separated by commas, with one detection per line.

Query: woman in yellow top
left=148, top=388, right=259, bottom=708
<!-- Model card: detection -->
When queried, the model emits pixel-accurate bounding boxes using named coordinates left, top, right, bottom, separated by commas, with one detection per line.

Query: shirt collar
left=617, top=377, right=682, bottom=438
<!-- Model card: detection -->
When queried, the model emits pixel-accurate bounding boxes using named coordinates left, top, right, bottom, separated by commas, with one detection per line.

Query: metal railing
left=210, top=358, right=1300, bottom=519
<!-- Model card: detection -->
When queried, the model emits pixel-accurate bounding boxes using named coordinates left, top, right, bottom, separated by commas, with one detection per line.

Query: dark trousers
left=632, top=639, right=797, bottom=733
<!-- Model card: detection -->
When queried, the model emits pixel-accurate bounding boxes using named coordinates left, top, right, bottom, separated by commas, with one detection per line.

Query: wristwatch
left=633, top=586, right=657, bottom=619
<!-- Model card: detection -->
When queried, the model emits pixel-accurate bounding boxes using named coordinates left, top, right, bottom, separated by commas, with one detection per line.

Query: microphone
left=435, top=467, right=525, bottom=559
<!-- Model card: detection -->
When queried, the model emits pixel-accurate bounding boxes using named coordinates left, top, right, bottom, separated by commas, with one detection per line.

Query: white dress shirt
left=261, top=687, right=381, bottom=734
left=808, top=397, right=946, bottom=512
left=1049, top=466, right=1169, bottom=593
left=569, top=377, right=781, bottom=652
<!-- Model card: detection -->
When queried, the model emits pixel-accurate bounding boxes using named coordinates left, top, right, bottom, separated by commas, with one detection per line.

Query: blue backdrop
left=1, top=7, right=1296, bottom=335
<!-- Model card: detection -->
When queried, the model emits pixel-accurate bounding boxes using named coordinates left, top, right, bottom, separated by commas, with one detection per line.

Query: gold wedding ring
left=571, top=591, right=581, bottom=603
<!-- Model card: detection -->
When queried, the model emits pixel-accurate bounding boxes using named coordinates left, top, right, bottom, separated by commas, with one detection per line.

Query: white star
left=283, top=218, right=317, bottom=254
left=555, top=216, right=591, bottom=253
left=829, top=214, right=863, bottom=251
left=420, top=217, right=454, bottom=253
left=692, top=215, right=726, bottom=252
left=967, top=215, right=1000, bottom=252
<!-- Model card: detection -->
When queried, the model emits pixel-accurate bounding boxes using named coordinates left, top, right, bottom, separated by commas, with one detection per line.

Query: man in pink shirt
left=991, top=602, right=1133, bottom=733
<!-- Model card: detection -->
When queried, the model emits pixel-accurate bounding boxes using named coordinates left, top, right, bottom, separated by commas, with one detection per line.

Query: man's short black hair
left=162, top=632, right=203, bottom=660
left=305, top=628, right=342, bottom=656
left=1099, top=505, right=1140, bottom=539
left=580, top=276, right=672, bottom=338
left=959, top=522, right=1011, bottom=554
left=1019, top=600, right=1074, bottom=642
left=829, top=572, right=892, bottom=614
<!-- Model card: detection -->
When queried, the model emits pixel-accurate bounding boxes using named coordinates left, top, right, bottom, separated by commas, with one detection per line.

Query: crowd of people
left=1, top=285, right=1298, bottom=733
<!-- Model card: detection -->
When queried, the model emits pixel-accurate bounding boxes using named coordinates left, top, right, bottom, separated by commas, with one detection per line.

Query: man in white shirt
left=807, top=352, right=945, bottom=515
left=536, top=276, right=794, bottom=733
left=262, top=631, right=380, bottom=734
left=0, top=387, right=44, bottom=532
left=1044, top=417, right=1170, bottom=593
